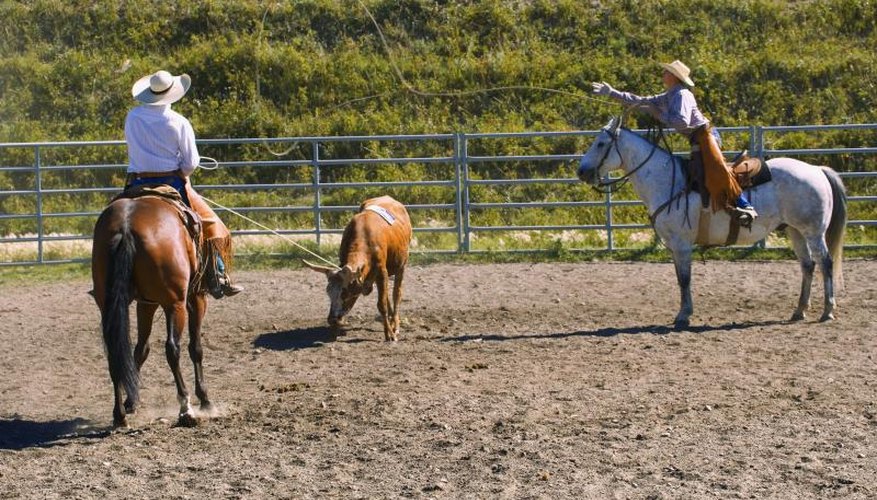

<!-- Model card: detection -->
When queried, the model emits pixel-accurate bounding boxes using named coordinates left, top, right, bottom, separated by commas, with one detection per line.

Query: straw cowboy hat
left=660, top=60, right=695, bottom=87
left=132, top=70, right=191, bottom=105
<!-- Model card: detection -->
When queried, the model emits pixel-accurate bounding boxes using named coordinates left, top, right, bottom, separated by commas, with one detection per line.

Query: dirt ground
left=1, top=260, right=875, bottom=499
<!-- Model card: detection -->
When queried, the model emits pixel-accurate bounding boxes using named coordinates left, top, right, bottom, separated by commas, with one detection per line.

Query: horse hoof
left=673, top=319, right=690, bottom=331
left=819, top=313, right=835, bottom=322
left=112, top=419, right=129, bottom=429
left=790, top=312, right=805, bottom=322
left=176, top=412, right=200, bottom=428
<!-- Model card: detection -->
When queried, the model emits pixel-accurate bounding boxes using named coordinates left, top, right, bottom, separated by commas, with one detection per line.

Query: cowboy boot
left=732, top=194, right=758, bottom=228
left=215, top=254, right=243, bottom=298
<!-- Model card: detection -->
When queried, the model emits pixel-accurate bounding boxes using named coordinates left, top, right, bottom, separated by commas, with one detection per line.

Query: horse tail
left=821, top=167, right=847, bottom=291
left=102, top=227, right=140, bottom=404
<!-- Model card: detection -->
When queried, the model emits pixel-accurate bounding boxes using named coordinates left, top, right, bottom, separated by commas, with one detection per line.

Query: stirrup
left=733, top=207, right=757, bottom=228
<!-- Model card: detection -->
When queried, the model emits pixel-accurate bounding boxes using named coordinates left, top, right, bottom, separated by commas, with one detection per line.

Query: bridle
left=588, top=121, right=663, bottom=194
left=586, top=114, right=692, bottom=228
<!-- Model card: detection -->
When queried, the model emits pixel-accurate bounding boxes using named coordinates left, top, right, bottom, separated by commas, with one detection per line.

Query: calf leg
left=391, top=267, right=405, bottom=338
left=376, top=267, right=395, bottom=341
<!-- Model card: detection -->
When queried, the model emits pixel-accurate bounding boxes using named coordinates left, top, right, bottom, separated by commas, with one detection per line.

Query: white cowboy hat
left=660, top=60, right=695, bottom=87
left=132, top=70, right=191, bottom=105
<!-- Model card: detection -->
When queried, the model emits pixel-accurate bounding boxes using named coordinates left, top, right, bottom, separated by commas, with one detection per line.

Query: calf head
left=304, top=260, right=365, bottom=327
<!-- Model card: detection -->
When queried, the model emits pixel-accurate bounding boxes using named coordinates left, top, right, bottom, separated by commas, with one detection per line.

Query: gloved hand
left=591, top=81, right=615, bottom=96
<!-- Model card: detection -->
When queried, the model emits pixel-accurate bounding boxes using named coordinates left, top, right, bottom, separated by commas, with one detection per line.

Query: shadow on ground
left=254, top=326, right=375, bottom=350
left=440, top=320, right=788, bottom=343
left=0, top=418, right=109, bottom=450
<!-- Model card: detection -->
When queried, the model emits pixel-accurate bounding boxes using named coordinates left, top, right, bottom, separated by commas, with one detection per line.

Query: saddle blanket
left=364, top=205, right=396, bottom=225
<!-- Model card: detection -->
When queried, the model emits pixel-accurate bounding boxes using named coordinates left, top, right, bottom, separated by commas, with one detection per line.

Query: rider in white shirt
left=125, top=70, right=243, bottom=298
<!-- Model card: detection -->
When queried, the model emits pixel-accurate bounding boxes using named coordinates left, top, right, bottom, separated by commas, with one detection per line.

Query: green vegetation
left=1, top=0, right=876, bottom=262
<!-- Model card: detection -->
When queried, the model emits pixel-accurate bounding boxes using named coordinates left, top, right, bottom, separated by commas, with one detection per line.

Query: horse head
left=577, top=117, right=623, bottom=184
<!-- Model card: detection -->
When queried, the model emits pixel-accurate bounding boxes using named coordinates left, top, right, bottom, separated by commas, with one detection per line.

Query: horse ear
left=608, top=116, right=620, bottom=131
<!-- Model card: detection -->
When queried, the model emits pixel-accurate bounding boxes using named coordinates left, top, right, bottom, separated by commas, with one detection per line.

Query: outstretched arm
left=592, top=82, right=664, bottom=121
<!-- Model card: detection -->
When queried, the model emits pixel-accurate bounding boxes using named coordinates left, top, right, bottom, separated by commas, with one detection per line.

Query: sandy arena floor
left=1, top=260, right=876, bottom=498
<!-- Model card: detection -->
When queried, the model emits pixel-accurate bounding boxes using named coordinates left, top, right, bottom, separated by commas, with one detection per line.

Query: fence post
left=453, top=133, right=464, bottom=253
left=605, top=187, right=613, bottom=251
left=460, top=133, right=471, bottom=252
left=749, top=125, right=766, bottom=249
left=312, top=141, right=321, bottom=248
left=34, top=145, right=44, bottom=263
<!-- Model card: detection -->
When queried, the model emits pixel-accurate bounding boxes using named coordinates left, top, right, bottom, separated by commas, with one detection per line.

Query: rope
left=353, top=0, right=616, bottom=106
left=199, top=195, right=341, bottom=270
left=198, top=157, right=220, bottom=170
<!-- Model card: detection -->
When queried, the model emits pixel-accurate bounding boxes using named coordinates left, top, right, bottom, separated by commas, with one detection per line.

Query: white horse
left=577, top=118, right=847, bottom=329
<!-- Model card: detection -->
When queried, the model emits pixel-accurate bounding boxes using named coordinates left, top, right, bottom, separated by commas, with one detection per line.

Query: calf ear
left=302, top=259, right=336, bottom=275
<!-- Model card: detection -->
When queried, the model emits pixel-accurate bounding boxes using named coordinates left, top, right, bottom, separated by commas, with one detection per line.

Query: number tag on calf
left=364, top=205, right=396, bottom=225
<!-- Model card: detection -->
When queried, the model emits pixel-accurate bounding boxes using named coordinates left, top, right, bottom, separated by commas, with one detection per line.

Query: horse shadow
left=254, top=325, right=374, bottom=351
left=0, top=417, right=109, bottom=450
left=440, top=319, right=788, bottom=343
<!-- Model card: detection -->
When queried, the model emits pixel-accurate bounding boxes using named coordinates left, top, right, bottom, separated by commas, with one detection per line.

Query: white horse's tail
left=821, top=167, right=847, bottom=291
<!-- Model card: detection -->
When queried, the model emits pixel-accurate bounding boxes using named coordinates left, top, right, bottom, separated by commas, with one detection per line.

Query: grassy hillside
left=1, top=0, right=876, bottom=259
left=2, top=0, right=876, bottom=142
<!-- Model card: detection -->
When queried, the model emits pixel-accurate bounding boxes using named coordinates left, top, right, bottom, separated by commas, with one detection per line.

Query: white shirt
left=124, top=104, right=199, bottom=175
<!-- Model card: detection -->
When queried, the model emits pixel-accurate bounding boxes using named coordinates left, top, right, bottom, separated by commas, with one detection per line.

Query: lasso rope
left=199, top=194, right=341, bottom=270
left=355, top=0, right=614, bottom=105
left=263, top=1, right=617, bottom=156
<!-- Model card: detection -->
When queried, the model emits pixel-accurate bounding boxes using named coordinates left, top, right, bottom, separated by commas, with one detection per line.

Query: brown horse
left=91, top=194, right=210, bottom=428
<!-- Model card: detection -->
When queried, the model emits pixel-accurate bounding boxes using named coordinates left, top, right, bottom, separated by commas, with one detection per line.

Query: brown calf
left=304, top=196, right=412, bottom=341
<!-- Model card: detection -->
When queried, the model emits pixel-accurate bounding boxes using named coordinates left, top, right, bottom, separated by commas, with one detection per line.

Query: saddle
left=113, top=185, right=203, bottom=242
left=729, top=150, right=770, bottom=189
left=112, top=185, right=213, bottom=295
left=681, top=149, right=773, bottom=208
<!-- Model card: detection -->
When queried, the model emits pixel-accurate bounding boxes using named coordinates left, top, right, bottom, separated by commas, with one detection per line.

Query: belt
left=126, top=170, right=183, bottom=183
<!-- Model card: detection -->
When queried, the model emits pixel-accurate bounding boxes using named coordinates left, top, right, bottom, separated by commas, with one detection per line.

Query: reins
left=589, top=125, right=662, bottom=194
left=589, top=123, right=693, bottom=228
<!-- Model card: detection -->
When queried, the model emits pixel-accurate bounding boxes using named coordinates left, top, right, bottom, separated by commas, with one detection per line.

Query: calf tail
left=822, top=167, right=847, bottom=291
left=102, top=229, right=140, bottom=404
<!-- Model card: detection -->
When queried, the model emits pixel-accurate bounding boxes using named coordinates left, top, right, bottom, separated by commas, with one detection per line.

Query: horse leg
left=391, top=267, right=405, bottom=339
left=187, top=293, right=212, bottom=413
left=671, top=246, right=694, bottom=330
left=788, top=228, right=815, bottom=321
left=125, top=302, right=158, bottom=414
left=164, top=303, right=196, bottom=426
left=376, top=267, right=394, bottom=341
left=808, top=235, right=836, bottom=321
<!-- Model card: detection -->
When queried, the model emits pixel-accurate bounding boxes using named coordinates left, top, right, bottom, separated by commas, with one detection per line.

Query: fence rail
left=1, top=124, right=876, bottom=266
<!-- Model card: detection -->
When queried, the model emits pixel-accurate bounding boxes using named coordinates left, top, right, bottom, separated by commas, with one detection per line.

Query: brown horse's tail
left=102, top=229, right=140, bottom=405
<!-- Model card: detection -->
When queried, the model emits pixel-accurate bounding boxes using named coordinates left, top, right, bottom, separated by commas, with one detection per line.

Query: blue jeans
left=127, top=176, right=190, bottom=206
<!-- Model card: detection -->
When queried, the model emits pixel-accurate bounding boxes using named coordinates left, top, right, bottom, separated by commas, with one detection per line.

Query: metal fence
left=1, top=124, right=876, bottom=266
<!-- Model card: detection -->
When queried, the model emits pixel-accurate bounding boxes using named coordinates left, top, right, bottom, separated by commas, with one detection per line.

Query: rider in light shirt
left=592, top=60, right=758, bottom=226
left=124, top=70, right=243, bottom=298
